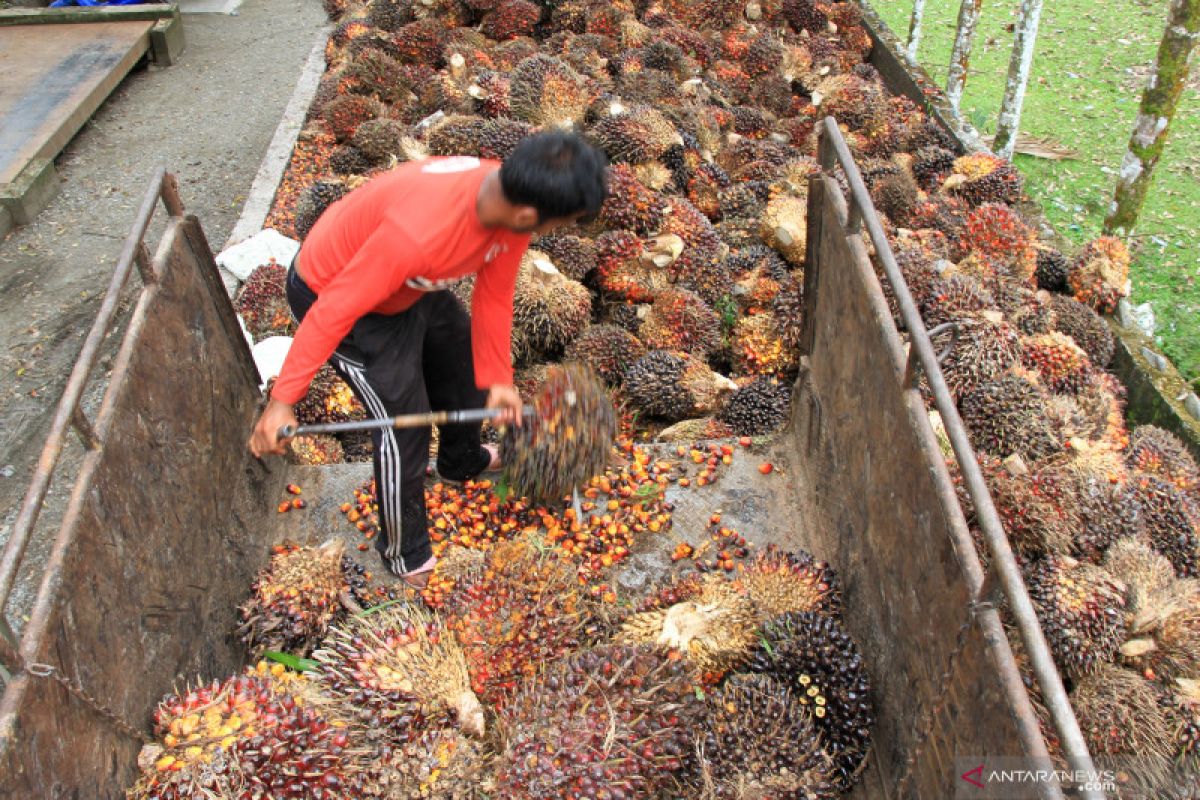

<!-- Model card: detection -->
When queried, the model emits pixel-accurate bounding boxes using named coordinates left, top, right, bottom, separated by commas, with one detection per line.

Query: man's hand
left=249, top=398, right=299, bottom=457
left=486, top=383, right=523, bottom=427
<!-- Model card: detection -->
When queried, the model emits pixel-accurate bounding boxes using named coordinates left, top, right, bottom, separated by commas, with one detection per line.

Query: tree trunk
left=946, top=0, right=984, bottom=111
left=1104, top=0, right=1200, bottom=237
left=907, top=0, right=927, bottom=61
left=992, top=0, right=1045, bottom=159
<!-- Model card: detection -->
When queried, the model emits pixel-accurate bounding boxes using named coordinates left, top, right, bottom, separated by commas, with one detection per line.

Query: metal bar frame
left=0, top=169, right=183, bottom=676
left=816, top=117, right=1103, bottom=799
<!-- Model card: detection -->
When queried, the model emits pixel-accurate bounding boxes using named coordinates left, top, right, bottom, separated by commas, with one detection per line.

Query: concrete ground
left=0, top=0, right=327, bottom=575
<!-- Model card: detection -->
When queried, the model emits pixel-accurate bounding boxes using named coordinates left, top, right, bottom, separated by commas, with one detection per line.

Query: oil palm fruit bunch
left=1035, top=247, right=1070, bottom=293
left=623, top=349, right=737, bottom=422
left=1171, top=679, right=1200, bottom=777
left=771, top=271, right=805, bottom=349
left=594, top=230, right=678, bottom=302
left=351, top=117, right=409, bottom=163
left=596, top=163, right=669, bottom=235
left=918, top=273, right=997, bottom=329
left=716, top=376, right=791, bottom=437
left=958, top=202, right=1037, bottom=287
left=696, top=672, right=839, bottom=800
left=1126, top=425, right=1199, bottom=493
left=946, top=152, right=1023, bottom=207
left=730, top=312, right=799, bottom=379
left=236, top=541, right=367, bottom=659
left=1063, top=460, right=1143, bottom=562
left=1024, top=554, right=1127, bottom=678
left=507, top=53, right=593, bottom=128
left=1047, top=293, right=1115, bottom=368
left=288, top=433, right=346, bottom=465
left=442, top=537, right=603, bottom=706
left=493, top=643, right=705, bottom=798
left=294, top=363, right=366, bottom=425
left=1105, top=538, right=1177, bottom=622
left=382, top=725, right=492, bottom=799
left=562, top=324, right=646, bottom=387
left=614, top=574, right=759, bottom=678
left=980, top=455, right=1084, bottom=563
left=1119, top=578, right=1200, bottom=683
left=590, top=105, right=684, bottom=164
left=480, top=0, right=542, bottom=41
left=313, top=601, right=486, bottom=742
left=738, top=544, right=841, bottom=620
left=499, top=362, right=616, bottom=502
left=129, top=662, right=368, bottom=800
left=1069, top=236, right=1129, bottom=314
left=931, top=314, right=1021, bottom=402
left=1130, top=473, right=1200, bottom=578
left=959, top=369, right=1064, bottom=464
left=1019, top=332, right=1092, bottom=395
left=749, top=611, right=875, bottom=789
left=1070, top=665, right=1177, bottom=785
left=510, top=250, right=593, bottom=365
left=531, top=231, right=597, bottom=281
left=293, top=179, right=349, bottom=240
left=638, top=287, right=722, bottom=358
left=234, top=260, right=294, bottom=340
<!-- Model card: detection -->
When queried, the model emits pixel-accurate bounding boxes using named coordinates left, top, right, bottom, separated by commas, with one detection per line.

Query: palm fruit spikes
left=236, top=541, right=364, bottom=658
left=479, top=0, right=542, bottom=41
left=931, top=314, right=1020, bottom=401
left=508, top=53, right=593, bottom=129
left=1130, top=474, right=1200, bottom=578
left=749, top=611, right=875, bottom=789
left=1020, top=332, right=1092, bottom=395
left=563, top=323, right=647, bottom=387
left=730, top=312, right=799, bottom=379
left=1127, top=425, right=1200, bottom=493
left=589, top=105, right=684, bottom=164
left=234, top=259, right=294, bottom=341
left=614, top=574, right=759, bottom=677
left=1120, top=579, right=1200, bottom=683
left=1025, top=554, right=1127, bottom=678
left=738, top=544, right=841, bottom=620
left=947, top=152, right=1024, bottom=207
left=637, top=287, right=722, bottom=358
left=716, top=376, right=791, bottom=437
left=1071, top=664, right=1177, bottom=771
left=293, top=179, right=349, bottom=240
left=510, top=251, right=593, bottom=365
left=494, top=644, right=705, bottom=798
left=1105, top=538, right=1178, bottom=622
left=596, top=163, right=669, bottom=235
left=499, top=363, right=617, bottom=503
left=959, top=370, right=1063, bottom=464
left=130, top=663, right=367, bottom=800
left=623, top=349, right=737, bottom=422
left=314, top=601, right=485, bottom=740
left=697, top=673, right=839, bottom=799
left=443, top=537, right=603, bottom=706
left=1070, top=236, right=1129, bottom=314
left=1047, top=294, right=1116, bottom=368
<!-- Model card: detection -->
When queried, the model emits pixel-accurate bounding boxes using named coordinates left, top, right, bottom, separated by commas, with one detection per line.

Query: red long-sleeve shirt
left=271, top=156, right=530, bottom=405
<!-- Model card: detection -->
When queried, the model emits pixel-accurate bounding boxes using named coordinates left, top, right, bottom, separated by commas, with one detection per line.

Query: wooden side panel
left=0, top=216, right=283, bottom=799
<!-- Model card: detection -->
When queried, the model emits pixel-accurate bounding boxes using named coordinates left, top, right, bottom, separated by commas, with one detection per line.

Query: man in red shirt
left=248, top=132, right=608, bottom=586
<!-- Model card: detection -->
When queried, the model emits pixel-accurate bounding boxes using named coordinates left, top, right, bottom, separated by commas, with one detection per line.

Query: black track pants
left=286, top=265, right=490, bottom=575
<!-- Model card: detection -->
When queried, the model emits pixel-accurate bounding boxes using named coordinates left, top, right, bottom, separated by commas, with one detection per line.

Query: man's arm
left=249, top=228, right=416, bottom=456
left=471, top=241, right=525, bottom=425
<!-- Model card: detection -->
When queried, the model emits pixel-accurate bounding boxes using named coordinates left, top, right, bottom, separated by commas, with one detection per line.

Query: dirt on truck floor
left=0, top=0, right=327, bottom=632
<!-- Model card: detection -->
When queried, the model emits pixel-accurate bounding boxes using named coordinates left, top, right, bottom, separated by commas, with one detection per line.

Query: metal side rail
left=813, top=116, right=1102, bottom=799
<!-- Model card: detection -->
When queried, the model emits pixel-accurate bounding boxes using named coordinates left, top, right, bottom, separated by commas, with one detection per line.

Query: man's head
left=493, top=131, right=609, bottom=235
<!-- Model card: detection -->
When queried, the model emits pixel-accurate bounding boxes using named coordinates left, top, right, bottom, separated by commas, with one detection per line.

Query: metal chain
left=894, top=602, right=984, bottom=797
left=27, top=662, right=152, bottom=744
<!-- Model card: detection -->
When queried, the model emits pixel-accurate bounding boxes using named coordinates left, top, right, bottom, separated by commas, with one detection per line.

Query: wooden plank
left=0, top=4, right=177, bottom=27
left=0, top=21, right=152, bottom=186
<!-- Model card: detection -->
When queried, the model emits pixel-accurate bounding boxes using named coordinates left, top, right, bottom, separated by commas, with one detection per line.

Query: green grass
left=871, top=0, right=1200, bottom=388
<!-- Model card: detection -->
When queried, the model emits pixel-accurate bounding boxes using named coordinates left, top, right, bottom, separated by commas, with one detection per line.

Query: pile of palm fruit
left=130, top=528, right=874, bottom=798
left=217, top=0, right=1200, bottom=790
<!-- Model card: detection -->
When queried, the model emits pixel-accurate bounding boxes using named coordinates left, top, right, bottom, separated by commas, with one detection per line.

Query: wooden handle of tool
left=277, top=405, right=534, bottom=441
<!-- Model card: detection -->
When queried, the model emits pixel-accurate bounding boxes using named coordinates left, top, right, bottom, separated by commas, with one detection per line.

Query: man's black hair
left=499, top=131, right=609, bottom=224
